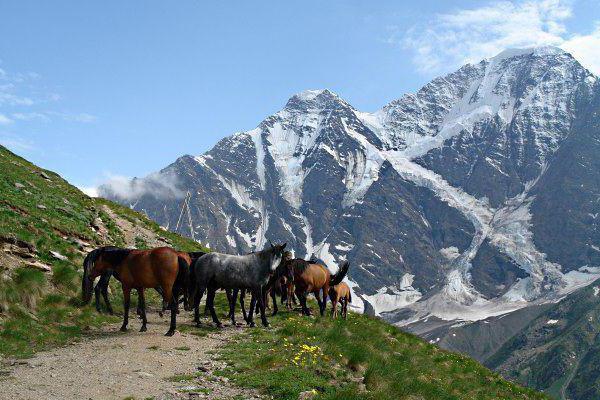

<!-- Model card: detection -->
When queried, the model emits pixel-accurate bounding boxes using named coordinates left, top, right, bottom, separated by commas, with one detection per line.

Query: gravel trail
left=0, top=310, right=263, bottom=400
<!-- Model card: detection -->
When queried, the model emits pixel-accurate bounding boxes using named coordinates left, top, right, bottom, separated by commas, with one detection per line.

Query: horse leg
left=343, top=298, right=348, bottom=319
left=95, top=273, right=111, bottom=313
left=286, top=284, right=294, bottom=310
left=331, top=297, right=337, bottom=318
left=321, top=285, right=329, bottom=316
left=271, top=289, right=278, bottom=316
left=225, top=289, right=235, bottom=318
left=94, top=282, right=102, bottom=312
left=193, top=286, right=204, bottom=327
left=148, top=287, right=162, bottom=318
left=207, top=286, right=223, bottom=328
left=101, top=281, right=113, bottom=315
left=297, top=290, right=310, bottom=316
left=314, top=290, right=324, bottom=316
left=239, top=289, right=249, bottom=323
left=229, top=288, right=238, bottom=325
left=165, top=285, right=178, bottom=336
left=138, top=288, right=147, bottom=332
left=247, top=293, right=256, bottom=327
left=120, top=287, right=131, bottom=332
left=257, top=287, right=269, bottom=327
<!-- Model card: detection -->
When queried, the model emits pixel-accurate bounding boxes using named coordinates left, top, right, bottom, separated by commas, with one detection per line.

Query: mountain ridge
left=100, top=46, right=600, bottom=325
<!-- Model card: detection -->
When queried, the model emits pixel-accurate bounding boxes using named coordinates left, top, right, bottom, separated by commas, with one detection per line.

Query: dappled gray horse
left=190, top=242, right=287, bottom=327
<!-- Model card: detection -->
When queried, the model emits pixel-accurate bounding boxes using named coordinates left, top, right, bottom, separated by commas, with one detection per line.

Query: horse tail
left=176, top=256, right=190, bottom=289
left=330, top=261, right=349, bottom=286
left=348, top=290, right=352, bottom=304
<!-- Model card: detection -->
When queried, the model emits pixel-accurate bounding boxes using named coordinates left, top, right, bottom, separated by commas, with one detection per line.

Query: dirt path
left=0, top=310, right=263, bottom=400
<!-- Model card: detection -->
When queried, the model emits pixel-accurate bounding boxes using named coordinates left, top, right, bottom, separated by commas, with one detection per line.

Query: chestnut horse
left=91, top=249, right=204, bottom=315
left=287, top=258, right=349, bottom=316
left=328, top=282, right=351, bottom=319
left=82, top=246, right=188, bottom=336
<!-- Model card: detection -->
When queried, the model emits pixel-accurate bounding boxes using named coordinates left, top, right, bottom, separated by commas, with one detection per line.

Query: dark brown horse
left=287, top=258, right=349, bottom=316
left=82, top=246, right=188, bottom=336
left=92, top=249, right=204, bottom=315
left=329, top=282, right=351, bottom=319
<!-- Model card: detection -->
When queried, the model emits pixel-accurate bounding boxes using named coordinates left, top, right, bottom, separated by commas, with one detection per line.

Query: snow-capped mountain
left=101, top=46, right=600, bottom=327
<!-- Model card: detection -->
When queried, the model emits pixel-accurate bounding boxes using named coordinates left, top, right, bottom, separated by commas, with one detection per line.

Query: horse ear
left=281, top=242, right=287, bottom=249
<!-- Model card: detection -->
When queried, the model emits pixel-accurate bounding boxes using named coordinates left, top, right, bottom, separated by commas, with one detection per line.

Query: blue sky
left=1, top=0, right=599, bottom=193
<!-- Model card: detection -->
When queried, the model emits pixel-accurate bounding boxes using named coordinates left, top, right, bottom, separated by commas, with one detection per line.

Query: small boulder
left=14, top=182, right=25, bottom=189
left=298, top=390, right=318, bottom=400
left=49, top=251, right=68, bottom=261
left=37, top=204, right=47, bottom=210
left=27, top=261, right=52, bottom=272
left=39, top=171, right=52, bottom=181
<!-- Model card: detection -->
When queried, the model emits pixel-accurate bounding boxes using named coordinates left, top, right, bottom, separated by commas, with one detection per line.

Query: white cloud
left=78, top=185, right=99, bottom=197
left=0, top=113, right=12, bottom=125
left=401, top=0, right=600, bottom=76
left=11, top=112, right=50, bottom=122
left=562, top=24, right=600, bottom=75
left=97, top=172, right=185, bottom=201
left=0, top=134, right=35, bottom=152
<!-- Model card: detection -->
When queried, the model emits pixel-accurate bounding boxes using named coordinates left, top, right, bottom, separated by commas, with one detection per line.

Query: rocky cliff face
left=101, top=47, right=600, bottom=326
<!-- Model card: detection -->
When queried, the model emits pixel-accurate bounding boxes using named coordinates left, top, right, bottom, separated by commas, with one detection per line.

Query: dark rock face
left=470, top=239, right=528, bottom=298
left=530, top=82, right=600, bottom=272
left=100, top=48, right=599, bottom=323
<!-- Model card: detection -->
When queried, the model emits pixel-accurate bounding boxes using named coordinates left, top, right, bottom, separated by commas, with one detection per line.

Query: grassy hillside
left=0, top=145, right=205, bottom=357
left=215, top=304, right=548, bottom=400
left=0, top=144, right=547, bottom=399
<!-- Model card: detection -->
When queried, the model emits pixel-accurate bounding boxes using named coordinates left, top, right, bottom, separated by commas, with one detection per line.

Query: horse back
left=120, top=247, right=179, bottom=288
left=298, top=263, right=329, bottom=290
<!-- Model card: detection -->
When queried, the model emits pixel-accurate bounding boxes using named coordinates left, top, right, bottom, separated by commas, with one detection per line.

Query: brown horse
left=82, top=246, right=188, bottom=336
left=329, top=282, right=351, bottom=319
left=287, top=258, right=349, bottom=316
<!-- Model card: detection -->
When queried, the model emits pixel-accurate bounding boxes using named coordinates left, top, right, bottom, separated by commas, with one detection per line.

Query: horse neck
left=98, top=248, right=131, bottom=274
left=253, top=249, right=275, bottom=276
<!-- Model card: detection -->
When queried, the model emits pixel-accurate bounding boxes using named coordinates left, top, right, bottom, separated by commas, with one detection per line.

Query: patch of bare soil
left=0, top=310, right=264, bottom=400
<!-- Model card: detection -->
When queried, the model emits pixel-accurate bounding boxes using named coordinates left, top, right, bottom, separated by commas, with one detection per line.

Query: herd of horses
left=81, top=243, right=351, bottom=336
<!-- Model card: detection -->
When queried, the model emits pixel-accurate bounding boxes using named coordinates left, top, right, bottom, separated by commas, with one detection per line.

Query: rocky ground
left=0, top=309, right=264, bottom=400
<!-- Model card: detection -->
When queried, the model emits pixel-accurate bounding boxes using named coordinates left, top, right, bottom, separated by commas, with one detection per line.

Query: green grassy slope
left=216, top=305, right=548, bottom=400
left=0, top=145, right=547, bottom=399
left=0, top=145, right=205, bottom=357
left=486, top=280, right=600, bottom=400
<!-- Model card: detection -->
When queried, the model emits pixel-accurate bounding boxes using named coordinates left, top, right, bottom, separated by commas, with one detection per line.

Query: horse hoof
left=216, top=323, right=224, bottom=329
left=119, top=326, right=127, bottom=332
left=165, top=330, right=175, bottom=337
left=140, top=326, right=147, bottom=332
left=262, top=322, right=270, bottom=328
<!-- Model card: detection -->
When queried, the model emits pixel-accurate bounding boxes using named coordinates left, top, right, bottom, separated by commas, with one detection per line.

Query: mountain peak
left=487, top=46, right=567, bottom=63
left=285, top=88, right=351, bottom=111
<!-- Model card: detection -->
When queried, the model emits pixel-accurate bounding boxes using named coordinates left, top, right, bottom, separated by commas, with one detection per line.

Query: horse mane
left=187, top=251, right=207, bottom=262
left=288, top=258, right=311, bottom=273
left=84, top=246, right=131, bottom=275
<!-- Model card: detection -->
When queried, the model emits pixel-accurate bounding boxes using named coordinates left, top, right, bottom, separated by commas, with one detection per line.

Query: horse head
left=82, top=246, right=129, bottom=304
left=82, top=249, right=101, bottom=304
left=269, top=242, right=287, bottom=272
